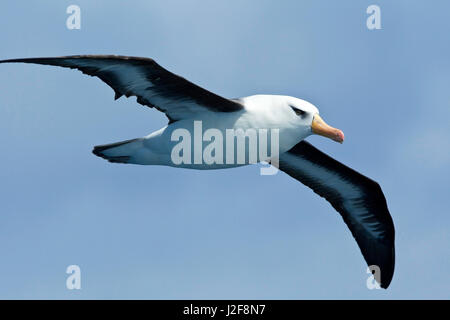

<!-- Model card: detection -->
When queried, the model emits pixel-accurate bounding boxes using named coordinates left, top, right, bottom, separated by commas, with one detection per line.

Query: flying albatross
left=0, top=55, right=395, bottom=288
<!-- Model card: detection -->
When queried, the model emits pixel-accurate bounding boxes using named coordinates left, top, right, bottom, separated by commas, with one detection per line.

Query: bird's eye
left=290, top=105, right=306, bottom=117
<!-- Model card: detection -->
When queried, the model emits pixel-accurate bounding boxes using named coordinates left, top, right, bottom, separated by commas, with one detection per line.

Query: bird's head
left=285, top=97, right=344, bottom=144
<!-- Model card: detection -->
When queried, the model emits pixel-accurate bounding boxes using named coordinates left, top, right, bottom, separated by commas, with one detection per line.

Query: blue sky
left=0, top=0, right=449, bottom=299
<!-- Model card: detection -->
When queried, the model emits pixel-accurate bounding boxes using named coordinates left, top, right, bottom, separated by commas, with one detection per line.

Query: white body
left=100, top=95, right=319, bottom=168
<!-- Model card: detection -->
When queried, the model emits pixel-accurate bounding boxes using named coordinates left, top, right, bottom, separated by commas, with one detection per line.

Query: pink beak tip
left=335, top=130, right=345, bottom=143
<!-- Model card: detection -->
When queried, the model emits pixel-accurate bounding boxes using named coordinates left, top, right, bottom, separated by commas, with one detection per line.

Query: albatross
left=0, top=55, right=395, bottom=288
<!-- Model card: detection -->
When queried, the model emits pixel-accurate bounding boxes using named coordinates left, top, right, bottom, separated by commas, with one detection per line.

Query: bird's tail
left=92, top=138, right=143, bottom=164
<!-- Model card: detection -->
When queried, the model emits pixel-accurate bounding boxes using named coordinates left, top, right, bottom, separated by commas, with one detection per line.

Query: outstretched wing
left=279, top=141, right=395, bottom=288
left=0, top=55, right=243, bottom=123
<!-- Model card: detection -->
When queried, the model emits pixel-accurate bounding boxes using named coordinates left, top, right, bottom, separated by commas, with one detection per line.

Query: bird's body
left=100, top=94, right=316, bottom=168
left=0, top=55, right=395, bottom=288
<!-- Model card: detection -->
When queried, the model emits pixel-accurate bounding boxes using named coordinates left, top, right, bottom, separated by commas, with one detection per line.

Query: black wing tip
left=383, top=248, right=395, bottom=289
left=380, top=267, right=394, bottom=289
left=366, top=245, right=395, bottom=289
left=0, top=55, right=156, bottom=64
left=0, top=57, right=64, bottom=64
left=0, top=58, right=29, bottom=64
left=380, top=274, right=393, bottom=289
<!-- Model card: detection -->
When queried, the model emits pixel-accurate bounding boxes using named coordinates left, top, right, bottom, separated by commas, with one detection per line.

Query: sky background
left=0, top=0, right=449, bottom=299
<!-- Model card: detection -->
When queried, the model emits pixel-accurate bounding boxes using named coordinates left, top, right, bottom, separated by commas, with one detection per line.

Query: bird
left=0, top=55, right=395, bottom=288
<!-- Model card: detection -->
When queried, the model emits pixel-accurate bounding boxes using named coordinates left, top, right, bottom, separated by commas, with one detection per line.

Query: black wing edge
left=0, top=55, right=244, bottom=123
left=0, top=55, right=173, bottom=116
left=279, top=141, right=395, bottom=289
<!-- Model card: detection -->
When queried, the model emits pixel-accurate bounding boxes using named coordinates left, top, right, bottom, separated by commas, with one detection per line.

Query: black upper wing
left=279, top=141, right=395, bottom=288
left=0, top=55, right=243, bottom=123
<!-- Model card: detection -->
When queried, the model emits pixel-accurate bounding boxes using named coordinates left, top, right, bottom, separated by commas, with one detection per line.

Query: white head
left=241, top=94, right=344, bottom=145
left=279, top=95, right=344, bottom=143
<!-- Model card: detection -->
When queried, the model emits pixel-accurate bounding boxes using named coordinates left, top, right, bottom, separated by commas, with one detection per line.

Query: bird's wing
left=278, top=141, right=395, bottom=288
left=0, top=55, right=243, bottom=123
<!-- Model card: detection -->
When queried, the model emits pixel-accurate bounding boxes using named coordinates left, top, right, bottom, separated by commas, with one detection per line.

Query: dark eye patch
left=290, top=105, right=306, bottom=117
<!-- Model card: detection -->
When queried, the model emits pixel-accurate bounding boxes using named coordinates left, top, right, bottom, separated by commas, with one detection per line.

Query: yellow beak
left=311, top=114, right=345, bottom=143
